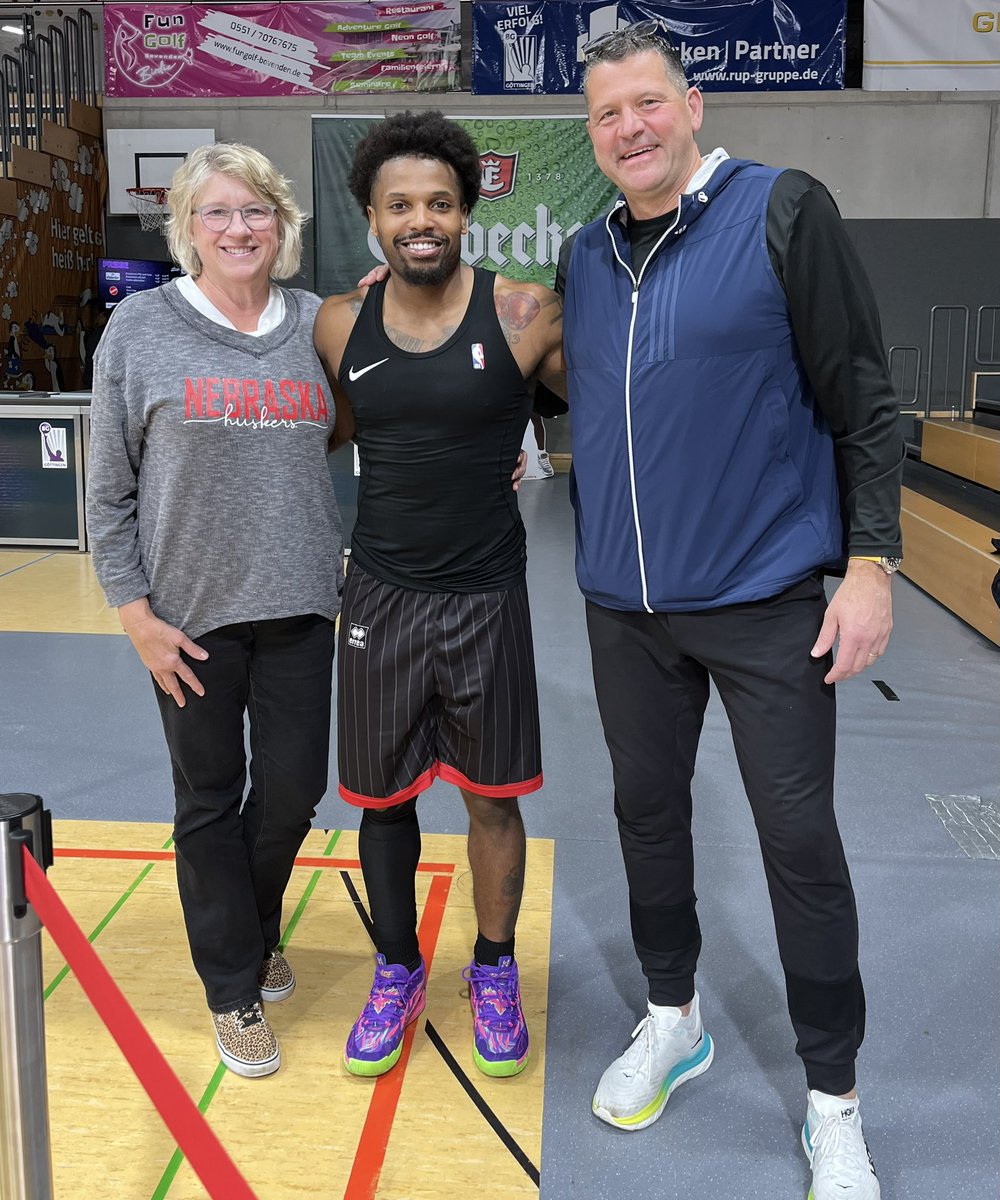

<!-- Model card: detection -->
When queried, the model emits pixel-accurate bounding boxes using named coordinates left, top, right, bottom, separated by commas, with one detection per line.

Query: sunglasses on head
left=582, top=19, right=667, bottom=61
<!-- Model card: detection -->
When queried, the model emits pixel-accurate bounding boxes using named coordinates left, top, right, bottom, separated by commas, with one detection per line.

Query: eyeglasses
left=582, top=19, right=664, bottom=61
left=194, top=203, right=277, bottom=232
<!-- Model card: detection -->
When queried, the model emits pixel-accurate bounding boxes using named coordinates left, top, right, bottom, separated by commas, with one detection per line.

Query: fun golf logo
left=39, top=422, right=67, bottom=469
left=111, top=13, right=195, bottom=90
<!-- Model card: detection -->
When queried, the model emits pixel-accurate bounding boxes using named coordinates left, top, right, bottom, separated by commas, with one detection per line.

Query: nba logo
left=471, top=343, right=486, bottom=370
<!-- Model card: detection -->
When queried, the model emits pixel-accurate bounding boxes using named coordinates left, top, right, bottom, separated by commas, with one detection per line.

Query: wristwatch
left=851, top=555, right=902, bottom=576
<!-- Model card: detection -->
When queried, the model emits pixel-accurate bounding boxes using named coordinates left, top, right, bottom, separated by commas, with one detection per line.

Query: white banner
left=864, top=0, right=1000, bottom=90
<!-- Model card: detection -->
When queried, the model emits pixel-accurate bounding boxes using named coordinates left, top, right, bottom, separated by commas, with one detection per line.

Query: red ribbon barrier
left=22, top=847, right=259, bottom=1200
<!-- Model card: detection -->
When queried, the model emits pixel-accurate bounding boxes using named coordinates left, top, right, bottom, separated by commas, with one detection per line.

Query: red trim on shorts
left=437, top=763, right=543, bottom=798
left=339, top=762, right=543, bottom=808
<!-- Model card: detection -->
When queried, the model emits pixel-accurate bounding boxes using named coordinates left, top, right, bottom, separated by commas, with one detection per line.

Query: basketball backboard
left=105, top=128, right=215, bottom=215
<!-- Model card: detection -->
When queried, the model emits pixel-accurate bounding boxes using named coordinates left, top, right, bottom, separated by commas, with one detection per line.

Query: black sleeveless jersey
left=340, top=268, right=532, bottom=593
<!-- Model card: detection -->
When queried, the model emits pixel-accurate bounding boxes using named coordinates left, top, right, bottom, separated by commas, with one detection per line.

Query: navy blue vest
left=564, top=158, right=842, bottom=612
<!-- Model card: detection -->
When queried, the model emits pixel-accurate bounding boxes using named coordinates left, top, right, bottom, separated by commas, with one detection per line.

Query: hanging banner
left=104, top=2, right=461, bottom=98
left=471, top=0, right=845, bottom=95
left=1, top=140, right=108, bottom=393
left=863, top=0, right=1000, bottom=91
left=313, top=115, right=619, bottom=295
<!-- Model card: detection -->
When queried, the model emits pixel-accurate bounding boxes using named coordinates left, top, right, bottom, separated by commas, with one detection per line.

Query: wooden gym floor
left=4, top=497, right=999, bottom=1200
left=2, top=550, right=552, bottom=1200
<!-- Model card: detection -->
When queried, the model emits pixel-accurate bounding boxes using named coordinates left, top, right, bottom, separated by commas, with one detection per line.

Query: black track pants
left=586, top=575, right=865, bottom=1095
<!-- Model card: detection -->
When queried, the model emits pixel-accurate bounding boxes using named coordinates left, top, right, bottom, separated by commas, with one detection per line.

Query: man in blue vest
left=560, top=23, right=902, bottom=1200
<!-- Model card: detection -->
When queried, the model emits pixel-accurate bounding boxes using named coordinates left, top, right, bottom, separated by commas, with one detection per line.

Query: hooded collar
left=608, top=147, right=740, bottom=233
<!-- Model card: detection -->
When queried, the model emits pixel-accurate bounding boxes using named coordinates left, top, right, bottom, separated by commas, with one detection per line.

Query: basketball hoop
left=126, top=186, right=171, bottom=233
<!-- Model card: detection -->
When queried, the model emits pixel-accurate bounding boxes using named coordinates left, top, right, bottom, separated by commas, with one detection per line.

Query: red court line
left=344, top=873, right=453, bottom=1200
left=23, top=850, right=258, bottom=1200
left=54, top=848, right=455, bottom=875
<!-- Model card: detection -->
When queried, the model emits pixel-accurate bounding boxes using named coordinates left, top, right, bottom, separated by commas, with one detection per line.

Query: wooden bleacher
left=920, top=420, right=1000, bottom=491
left=901, top=416, right=1000, bottom=646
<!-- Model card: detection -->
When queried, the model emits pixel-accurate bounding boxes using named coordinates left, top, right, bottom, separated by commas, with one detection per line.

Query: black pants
left=586, top=575, right=865, bottom=1095
left=154, top=614, right=335, bottom=1012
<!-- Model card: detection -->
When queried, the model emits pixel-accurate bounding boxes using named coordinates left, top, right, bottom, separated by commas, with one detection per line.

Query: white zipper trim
left=603, top=200, right=683, bottom=614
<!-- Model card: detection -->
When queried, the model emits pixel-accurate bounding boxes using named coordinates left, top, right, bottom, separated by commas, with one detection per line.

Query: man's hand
left=810, top=560, right=893, bottom=684
left=357, top=263, right=390, bottom=289
left=512, top=449, right=528, bottom=491
left=118, top=598, right=208, bottom=708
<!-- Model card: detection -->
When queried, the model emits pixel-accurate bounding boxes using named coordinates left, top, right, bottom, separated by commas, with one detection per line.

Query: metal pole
left=0, top=793, right=54, bottom=1200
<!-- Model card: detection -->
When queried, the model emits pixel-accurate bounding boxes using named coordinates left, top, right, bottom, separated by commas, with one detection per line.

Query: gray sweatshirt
left=86, top=281, right=344, bottom=638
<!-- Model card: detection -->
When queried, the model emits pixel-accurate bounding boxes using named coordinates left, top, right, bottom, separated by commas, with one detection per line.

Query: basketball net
left=126, top=187, right=170, bottom=233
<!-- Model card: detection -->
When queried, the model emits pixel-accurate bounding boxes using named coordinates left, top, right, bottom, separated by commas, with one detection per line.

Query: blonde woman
left=87, top=143, right=345, bottom=1077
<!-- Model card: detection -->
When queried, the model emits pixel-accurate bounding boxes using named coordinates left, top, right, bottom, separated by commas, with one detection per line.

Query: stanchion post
left=0, top=793, right=55, bottom=1200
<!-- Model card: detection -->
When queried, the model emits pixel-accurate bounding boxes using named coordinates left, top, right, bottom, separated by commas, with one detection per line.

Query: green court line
left=149, top=1063, right=228, bottom=1200
left=44, top=833, right=175, bottom=1001
left=149, top=828, right=342, bottom=1200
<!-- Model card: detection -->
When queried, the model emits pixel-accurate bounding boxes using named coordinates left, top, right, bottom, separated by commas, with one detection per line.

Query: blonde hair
left=165, top=142, right=304, bottom=280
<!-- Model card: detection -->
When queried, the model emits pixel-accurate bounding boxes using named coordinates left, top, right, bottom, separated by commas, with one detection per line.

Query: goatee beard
left=391, top=239, right=461, bottom=287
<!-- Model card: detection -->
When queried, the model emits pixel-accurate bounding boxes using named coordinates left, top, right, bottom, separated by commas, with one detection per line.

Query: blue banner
left=472, top=1, right=845, bottom=94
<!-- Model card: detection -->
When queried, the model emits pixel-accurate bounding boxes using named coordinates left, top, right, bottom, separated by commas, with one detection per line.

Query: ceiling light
left=1, top=26, right=25, bottom=37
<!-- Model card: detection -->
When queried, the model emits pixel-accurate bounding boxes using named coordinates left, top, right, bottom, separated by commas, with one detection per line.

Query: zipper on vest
left=605, top=199, right=684, bottom=614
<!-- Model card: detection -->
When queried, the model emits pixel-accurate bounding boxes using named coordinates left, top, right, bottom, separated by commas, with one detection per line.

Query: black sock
left=378, top=940, right=421, bottom=974
left=474, top=932, right=515, bottom=967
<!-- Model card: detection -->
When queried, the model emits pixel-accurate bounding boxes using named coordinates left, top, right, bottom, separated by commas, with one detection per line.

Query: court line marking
left=54, top=848, right=455, bottom=874
left=341, top=870, right=376, bottom=942
left=149, top=828, right=343, bottom=1200
left=425, top=1020, right=539, bottom=1187
left=0, top=552, right=54, bottom=580
left=44, top=834, right=174, bottom=1000
left=343, top=870, right=541, bottom=1190
left=344, top=872, right=452, bottom=1200
left=872, top=679, right=900, bottom=702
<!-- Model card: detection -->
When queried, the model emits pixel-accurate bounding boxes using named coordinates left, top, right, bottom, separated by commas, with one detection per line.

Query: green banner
left=312, top=115, right=618, bottom=295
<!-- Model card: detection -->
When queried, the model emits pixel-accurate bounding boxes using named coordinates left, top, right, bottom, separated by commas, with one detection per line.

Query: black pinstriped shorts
left=337, top=563, right=542, bottom=808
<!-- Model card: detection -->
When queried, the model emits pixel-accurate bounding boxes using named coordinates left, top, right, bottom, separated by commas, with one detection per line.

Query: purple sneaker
left=345, top=954, right=426, bottom=1077
left=462, top=956, right=529, bottom=1078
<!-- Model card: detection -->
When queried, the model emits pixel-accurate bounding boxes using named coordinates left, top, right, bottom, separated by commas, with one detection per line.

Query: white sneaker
left=536, top=450, right=555, bottom=478
left=802, top=1090, right=880, bottom=1199
left=592, top=992, right=714, bottom=1131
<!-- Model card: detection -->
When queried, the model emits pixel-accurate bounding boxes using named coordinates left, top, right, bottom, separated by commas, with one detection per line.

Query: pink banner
left=104, top=2, right=461, bottom=97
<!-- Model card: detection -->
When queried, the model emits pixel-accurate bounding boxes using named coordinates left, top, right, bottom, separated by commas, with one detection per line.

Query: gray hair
left=582, top=29, right=689, bottom=96
left=165, top=142, right=304, bottom=280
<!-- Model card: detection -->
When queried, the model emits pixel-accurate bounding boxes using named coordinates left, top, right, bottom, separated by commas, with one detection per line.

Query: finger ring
left=867, top=652, right=879, bottom=658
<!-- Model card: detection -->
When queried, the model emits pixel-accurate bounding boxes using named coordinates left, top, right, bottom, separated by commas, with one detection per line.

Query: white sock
left=648, top=994, right=700, bottom=1035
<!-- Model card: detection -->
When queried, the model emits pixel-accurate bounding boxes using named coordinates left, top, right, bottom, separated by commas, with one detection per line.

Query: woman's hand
left=118, top=598, right=209, bottom=708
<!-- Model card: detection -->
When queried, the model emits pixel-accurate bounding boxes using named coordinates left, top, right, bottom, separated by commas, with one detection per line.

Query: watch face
left=882, top=556, right=902, bottom=574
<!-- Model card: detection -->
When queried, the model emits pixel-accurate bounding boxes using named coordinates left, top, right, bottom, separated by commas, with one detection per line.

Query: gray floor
left=2, top=474, right=998, bottom=1198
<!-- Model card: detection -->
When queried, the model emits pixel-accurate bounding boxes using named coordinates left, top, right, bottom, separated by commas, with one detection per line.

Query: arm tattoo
left=495, top=290, right=541, bottom=346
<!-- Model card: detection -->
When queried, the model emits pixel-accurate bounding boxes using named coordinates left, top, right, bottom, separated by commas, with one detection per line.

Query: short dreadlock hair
left=347, top=110, right=481, bottom=215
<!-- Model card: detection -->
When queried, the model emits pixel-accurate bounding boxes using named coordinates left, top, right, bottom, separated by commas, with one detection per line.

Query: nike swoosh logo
left=348, top=358, right=389, bottom=382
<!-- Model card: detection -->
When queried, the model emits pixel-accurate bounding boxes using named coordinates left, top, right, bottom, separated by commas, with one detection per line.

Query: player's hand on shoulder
left=357, top=263, right=390, bottom=289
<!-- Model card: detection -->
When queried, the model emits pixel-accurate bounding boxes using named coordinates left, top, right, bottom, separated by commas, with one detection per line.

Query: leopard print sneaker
left=258, top=949, right=296, bottom=1003
left=212, top=1002, right=280, bottom=1077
